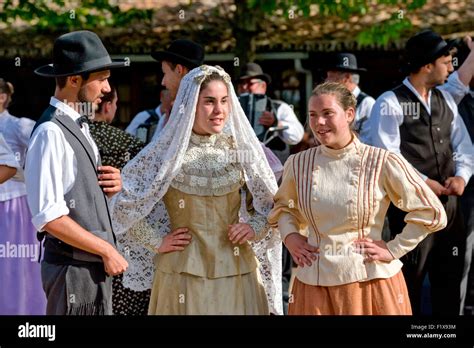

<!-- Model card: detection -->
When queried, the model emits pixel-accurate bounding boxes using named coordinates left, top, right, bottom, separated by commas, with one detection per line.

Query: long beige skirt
left=289, top=271, right=412, bottom=315
left=148, top=269, right=269, bottom=315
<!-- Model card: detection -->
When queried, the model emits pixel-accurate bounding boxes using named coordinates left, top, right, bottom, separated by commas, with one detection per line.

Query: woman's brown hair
left=310, top=82, right=356, bottom=126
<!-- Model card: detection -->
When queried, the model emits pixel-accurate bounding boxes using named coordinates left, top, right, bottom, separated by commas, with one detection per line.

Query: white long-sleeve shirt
left=275, top=101, right=304, bottom=145
left=370, top=71, right=473, bottom=185
left=0, top=133, right=23, bottom=181
left=353, top=86, right=376, bottom=145
left=125, top=104, right=165, bottom=139
left=0, top=110, right=34, bottom=201
left=25, top=97, right=99, bottom=231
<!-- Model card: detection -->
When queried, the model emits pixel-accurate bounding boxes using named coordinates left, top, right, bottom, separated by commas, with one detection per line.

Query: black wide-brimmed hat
left=402, top=29, right=456, bottom=73
left=238, top=62, right=272, bottom=84
left=35, top=30, right=127, bottom=77
left=151, top=39, right=205, bottom=69
left=324, top=53, right=367, bottom=73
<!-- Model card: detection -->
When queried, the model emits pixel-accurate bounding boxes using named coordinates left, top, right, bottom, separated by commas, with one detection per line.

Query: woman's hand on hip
left=353, top=238, right=395, bottom=263
left=284, top=233, right=319, bottom=268
left=157, top=227, right=192, bottom=253
left=228, top=223, right=255, bottom=244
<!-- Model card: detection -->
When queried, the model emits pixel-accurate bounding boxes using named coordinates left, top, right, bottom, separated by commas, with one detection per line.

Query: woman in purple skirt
left=0, top=78, right=46, bottom=314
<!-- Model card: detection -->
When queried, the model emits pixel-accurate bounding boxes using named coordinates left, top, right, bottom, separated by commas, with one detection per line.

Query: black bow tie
left=76, top=115, right=89, bottom=128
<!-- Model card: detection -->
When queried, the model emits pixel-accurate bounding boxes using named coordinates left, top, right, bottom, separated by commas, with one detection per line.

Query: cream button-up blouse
left=268, top=136, right=447, bottom=286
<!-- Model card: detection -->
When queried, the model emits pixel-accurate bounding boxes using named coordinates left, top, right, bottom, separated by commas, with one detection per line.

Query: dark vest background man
left=324, top=53, right=376, bottom=144
left=25, top=30, right=129, bottom=315
left=370, top=30, right=474, bottom=315
left=126, top=89, right=172, bottom=144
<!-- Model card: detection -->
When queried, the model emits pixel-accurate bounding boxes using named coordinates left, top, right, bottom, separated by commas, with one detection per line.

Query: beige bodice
left=155, top=132, right=258, bottom=278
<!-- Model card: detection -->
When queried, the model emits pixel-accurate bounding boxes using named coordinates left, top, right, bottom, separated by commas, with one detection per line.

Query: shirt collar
left=320, top=133, right=361, bottom=159
left=352, top=86, right=361, bottom=98
left=402, top=77, right=431, bottom=113
left=156, top=104, right=163, bottom=117
left=50, top=97, right=82, bottom=121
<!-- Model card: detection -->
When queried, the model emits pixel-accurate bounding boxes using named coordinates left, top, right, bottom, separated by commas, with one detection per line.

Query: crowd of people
left=0, top=28, right=473, bottom=316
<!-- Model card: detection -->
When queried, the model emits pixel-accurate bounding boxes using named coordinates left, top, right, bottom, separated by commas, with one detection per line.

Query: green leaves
left=356, top=14, right=413, bottom=46
left=0, top=0, right=151, bottom=32
left=245, top=0, right=427, bottom=44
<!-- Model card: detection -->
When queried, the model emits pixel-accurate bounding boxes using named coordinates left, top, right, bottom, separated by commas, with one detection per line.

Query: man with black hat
left=370, top=30, right=474, bottom=315
left=125, top=39, right=205, bottom=143
left=325, top=53, right=375, bottom=144
left=237, top=62, right=304, bottom=163
left=24, top=30, right=129, bottom=315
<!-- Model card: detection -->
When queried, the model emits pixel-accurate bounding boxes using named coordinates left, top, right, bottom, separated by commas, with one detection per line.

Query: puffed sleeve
left=0, top=134, right=20, bottom=169
left=267, top=154, right=308, bottom=242
left=382, top=153, right=447, bottom=259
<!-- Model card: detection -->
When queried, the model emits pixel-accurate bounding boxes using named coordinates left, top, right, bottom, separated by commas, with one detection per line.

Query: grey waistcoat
left=33, top=105, right=116, bottom=263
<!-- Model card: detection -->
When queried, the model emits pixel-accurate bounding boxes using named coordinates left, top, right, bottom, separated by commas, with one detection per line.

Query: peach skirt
left=289, top=271, right=412, bottom=315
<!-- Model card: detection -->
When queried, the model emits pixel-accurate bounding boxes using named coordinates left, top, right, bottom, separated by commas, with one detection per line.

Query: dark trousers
left=388, top=195, right=466, bottom=315
left=41, top=260, right=112, bottom=315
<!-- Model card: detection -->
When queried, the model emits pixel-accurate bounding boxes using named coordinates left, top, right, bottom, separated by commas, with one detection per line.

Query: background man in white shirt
left=25, top=30, right=128, bottom=315
left=324, top=53, right=376, bottom=144
left=370, top=30, right=474, bottom=315
left=125, top=89, right=171, bottom=143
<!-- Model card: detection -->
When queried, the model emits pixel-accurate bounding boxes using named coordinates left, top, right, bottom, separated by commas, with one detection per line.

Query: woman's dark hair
left=97, top=84, right=117, bottom=113
left=199, top=72, right=227, bottom=92
left=310, top=82, right=356, bottom=127
left=0, top=78, right=14, bottom=96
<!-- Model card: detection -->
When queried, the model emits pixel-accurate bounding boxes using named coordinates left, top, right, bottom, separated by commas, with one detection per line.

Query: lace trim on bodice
left=171, top=132, right=244, bottom=196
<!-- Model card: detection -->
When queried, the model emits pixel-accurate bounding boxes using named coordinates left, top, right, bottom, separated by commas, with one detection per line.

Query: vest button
left=440, top=139, right=444, bottom=144
left=436, top=127, right=441, bottom=131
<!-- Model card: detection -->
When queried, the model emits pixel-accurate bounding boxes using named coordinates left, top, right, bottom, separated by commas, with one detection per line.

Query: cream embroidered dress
left=148, top=132, right=269, bottom=314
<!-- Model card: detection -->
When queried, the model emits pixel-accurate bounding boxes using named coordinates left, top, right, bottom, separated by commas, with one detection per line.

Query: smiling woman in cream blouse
left=268, top=82, right=447, bottom=315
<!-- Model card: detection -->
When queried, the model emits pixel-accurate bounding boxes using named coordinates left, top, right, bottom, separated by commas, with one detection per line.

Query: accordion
left=238, top=93, right=277, bottom=142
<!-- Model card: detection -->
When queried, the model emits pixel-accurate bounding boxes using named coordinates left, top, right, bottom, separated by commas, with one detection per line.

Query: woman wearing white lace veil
left=111, top=65, right=282, bottom=314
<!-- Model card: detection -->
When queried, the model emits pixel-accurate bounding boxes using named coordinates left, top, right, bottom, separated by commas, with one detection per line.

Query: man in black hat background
left=24, top=30, right=128, bottom=315
left=370, top=30, right=474, bottom=315
left=125, top=39, right=205, bottom=143
left=237, top=62, right=304, bottom=163
left=325, top=53, right=375, bottom=144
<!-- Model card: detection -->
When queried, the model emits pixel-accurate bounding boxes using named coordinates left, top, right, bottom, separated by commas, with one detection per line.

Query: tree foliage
left=0, top=0, right=152, bottom=32
left=246, top=0, right=428, bottom=46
